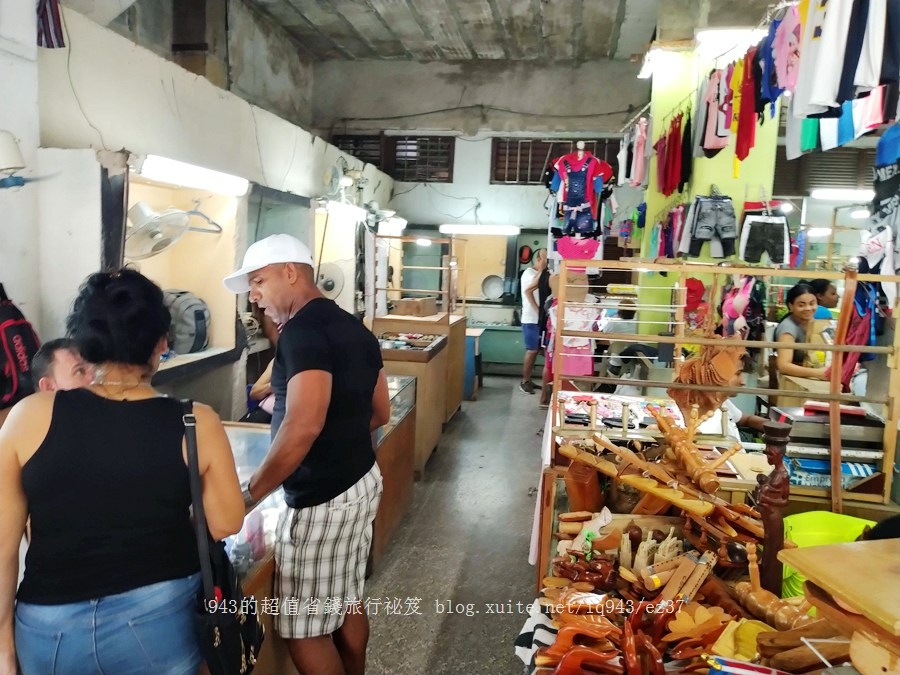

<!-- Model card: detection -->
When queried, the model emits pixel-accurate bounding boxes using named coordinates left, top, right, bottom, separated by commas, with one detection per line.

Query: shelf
left=158, top=347, right=230, bottom=371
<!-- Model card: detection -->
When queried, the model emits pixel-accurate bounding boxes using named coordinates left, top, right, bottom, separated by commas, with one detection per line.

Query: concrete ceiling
left=245, top=0, right=772, bottom=62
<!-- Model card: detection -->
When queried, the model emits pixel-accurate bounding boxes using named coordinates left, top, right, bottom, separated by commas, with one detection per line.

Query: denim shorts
left=522, top=323, right=540, bottom=351
left=689, top=198, right=737, bottom=256
left=15, top=573, right=201, bottom=675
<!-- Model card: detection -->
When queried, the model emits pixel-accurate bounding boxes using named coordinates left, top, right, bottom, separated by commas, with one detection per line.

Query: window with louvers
left=330, top=135, right=384, bottom=170
left=491, top=138, right=621, bottom=185
left=384, top=136, right=455, bottom=183
left=773, top=144, right=877, bottom=195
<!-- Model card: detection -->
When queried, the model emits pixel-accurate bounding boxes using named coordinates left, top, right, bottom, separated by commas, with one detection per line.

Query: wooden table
left=779, top=540, right=900, bottom=675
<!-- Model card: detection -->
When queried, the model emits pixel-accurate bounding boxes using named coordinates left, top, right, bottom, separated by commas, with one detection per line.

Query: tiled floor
left=365, top=376, right=544, bottom=674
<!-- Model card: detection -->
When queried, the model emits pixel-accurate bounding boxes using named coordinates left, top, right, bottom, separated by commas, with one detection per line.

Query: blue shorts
left=522, top=323, right=540, bottom=351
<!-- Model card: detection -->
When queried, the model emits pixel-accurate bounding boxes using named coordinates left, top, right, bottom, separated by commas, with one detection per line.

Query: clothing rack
left=618, top=102, right=652, bottom=133
left=551, top=259, right=900, bottom=513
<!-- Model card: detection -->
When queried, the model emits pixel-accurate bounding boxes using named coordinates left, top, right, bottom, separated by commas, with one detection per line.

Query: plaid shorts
left=273, top=463, right=383, bottom=638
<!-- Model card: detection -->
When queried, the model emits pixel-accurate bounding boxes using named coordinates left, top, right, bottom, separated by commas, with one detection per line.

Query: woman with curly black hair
left=0, top=269, right=244, bottom=675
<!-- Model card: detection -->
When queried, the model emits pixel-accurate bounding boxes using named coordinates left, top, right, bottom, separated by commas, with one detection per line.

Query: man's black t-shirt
left=271, top=298, right=383, bottom=508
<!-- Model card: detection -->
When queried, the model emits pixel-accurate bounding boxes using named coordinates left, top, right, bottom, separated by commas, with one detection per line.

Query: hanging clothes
left=792, top=0, right=854, bottom=117
left=630, top=118, right=649, bottom=187
left=704, top=70, right=730, bottom=154
left=774, top=4, right=802, bottom=92
left=837, top=0, right=873, bottom=103
left=735, top=47, right=760, bottom=167
left=679, top=114, right=693, bottom=192
left=759, top=15, right=785, bottom=116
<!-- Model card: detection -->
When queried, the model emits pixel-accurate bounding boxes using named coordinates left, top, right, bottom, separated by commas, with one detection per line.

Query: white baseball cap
left=223, top=234, right=314, bottom=293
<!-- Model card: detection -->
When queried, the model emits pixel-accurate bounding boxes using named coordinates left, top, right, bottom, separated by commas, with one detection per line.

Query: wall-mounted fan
left=0, top=130, right=54, bottom=189
left=316, top=261, right=345, bottom=301
left=124, top=201, right=222, bottom=260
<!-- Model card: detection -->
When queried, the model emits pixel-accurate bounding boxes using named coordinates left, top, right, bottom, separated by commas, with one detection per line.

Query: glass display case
left=375, top=375, right=416, bottom=445
left=222, top=376, right=418, bottom=578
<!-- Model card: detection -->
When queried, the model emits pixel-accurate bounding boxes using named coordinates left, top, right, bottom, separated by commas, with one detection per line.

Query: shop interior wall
left=39, top=9, right=394, bottom=213
left=35, top=149, right=103, bottom=340
left=102, top=0, right=314, bottom=128
left=129, top=181, right=239, bottom=351
left=637, top=50, right=780, bottom=335
left=0, top=1, right=41, bottom=331
left=313, top=59, right=649, bottom=231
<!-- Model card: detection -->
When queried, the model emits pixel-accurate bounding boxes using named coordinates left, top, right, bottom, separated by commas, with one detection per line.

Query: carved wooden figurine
left=733, top=543, right=814, bottom=630
left=753, top=420, right=791, bottom=596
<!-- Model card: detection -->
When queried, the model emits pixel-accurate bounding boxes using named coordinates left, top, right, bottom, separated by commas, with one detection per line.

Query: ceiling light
left=138, top=155, right=249, bottom=196
left=850, top=209, right=871, bottom=219
left=438, top=224, right=521, bottom=236
left=809, top=188, right=875, bottom=201
left=415, top=238, right=432, bottom=247
left=637, top=49, right=661, bottom=79
left=806, top=227, right=833, bottom=238
left=0, top=130, right=25, bottom=173
left=695, top=28, right=768, bottom=64
left=779, top=203, right=794, bottom=214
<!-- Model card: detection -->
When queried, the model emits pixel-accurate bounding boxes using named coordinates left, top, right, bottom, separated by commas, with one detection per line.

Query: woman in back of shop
left=774, top=282, right=829, bottom=380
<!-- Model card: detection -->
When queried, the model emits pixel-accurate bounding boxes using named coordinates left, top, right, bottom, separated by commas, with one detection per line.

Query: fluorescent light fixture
left=809, top=188, right=875, bottom=201
left=779, top=203, right=794, bottom=214
left=138, top=155, right=249, bottom=196
left=695, top=28, right=768, bottom=44
left=850, top=209, right=871, bottom=219
left=438, top=224, right=521, bottom=236
left=637, top=49, right=661, bottom=79
left=806, top=227, right=833, bottom=238
left=695, top=28, right=768, bottom=64
left=316, top=200, right=367, bottom=222
left=415, top=238, right=433, bottom=247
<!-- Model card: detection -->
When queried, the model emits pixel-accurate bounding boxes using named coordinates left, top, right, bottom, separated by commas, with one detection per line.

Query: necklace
left=93, top=379, right=147, bottom=390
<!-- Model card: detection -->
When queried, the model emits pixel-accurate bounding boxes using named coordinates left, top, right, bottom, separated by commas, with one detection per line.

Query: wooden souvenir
left=754, top=420, right=792, bottom=596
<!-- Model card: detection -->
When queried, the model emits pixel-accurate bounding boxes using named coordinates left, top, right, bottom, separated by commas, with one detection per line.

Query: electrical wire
left=336, top=104, right=636, bottom=125
left=59, top=9, right=107, bottom=149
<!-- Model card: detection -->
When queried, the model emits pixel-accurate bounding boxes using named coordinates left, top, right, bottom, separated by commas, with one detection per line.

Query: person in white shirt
left=697, top=361, right=767, bottom=440
left=519, top=249, right=547, bottom=394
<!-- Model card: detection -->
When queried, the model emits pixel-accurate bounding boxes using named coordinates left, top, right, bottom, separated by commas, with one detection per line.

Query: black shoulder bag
left=182, top=399, right=265, bottom=675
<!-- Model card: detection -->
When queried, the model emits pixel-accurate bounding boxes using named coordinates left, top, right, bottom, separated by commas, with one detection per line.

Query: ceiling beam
left=529, top=0, right=547, bottom=59
left=361, top=0, right=415, bottom=59
left=484, top=0, right=512, bottom=59
left=61, top=0, right=139, bottom=25
left=572, top=0, right=585, bottom=62
left=402, top=0, right=448, bottom=59
left=606, top=0, right=627, bottom=59
left=238, top=1, right=320, bottom=60
left=443, top=0, right=480, bottom=60
left=283, top=0, right=359, bottom=59
left=315, top=0, right=383, bottom=58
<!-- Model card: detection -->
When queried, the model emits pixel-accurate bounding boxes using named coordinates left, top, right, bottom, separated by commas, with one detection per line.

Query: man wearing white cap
left=224, top=234, right=389, bottom=675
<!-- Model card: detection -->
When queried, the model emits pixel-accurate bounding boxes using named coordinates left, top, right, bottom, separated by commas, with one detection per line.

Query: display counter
left=379, top=332, right=448, bottom=477
left=221, top=376, right=417, bottom=674
left=372, top=312, right=466, bottom=423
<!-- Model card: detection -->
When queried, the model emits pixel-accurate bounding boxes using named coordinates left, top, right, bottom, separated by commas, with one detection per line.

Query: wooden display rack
left=551, top=259, right=900, bottom=513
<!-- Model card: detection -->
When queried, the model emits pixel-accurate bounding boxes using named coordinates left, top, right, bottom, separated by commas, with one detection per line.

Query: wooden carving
left=753, top=420, right=792, bottom=596
left=668, top=339, right=747, bottom=417
left=733, top=543, right=814, bottom=630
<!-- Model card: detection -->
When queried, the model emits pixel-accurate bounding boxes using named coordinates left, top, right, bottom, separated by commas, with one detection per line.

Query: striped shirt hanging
left=37, top=0, right=65, bottom=49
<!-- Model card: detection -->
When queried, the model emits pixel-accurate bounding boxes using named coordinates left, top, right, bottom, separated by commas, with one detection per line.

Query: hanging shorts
left=688, top=198, right=737, bottom=256
left=274, top=463, right=383, bottom=639
left=739, top=215, right=790, bottom=264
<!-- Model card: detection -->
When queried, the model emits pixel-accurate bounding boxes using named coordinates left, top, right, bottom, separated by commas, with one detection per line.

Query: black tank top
left=17, top=389, right=199, bottom=604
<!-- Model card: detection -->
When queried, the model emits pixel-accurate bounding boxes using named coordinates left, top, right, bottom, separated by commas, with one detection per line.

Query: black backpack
left=163, top=290, right=211, bottom=355
left=0, top=283, right=41, bottom=410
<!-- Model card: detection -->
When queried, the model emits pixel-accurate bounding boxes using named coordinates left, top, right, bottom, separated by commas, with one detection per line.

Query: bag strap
left=182, top=398, right=217, bottom=603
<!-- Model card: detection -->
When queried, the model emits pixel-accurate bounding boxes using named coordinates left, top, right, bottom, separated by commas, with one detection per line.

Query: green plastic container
left=782, top=511, right=876, bottom=598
